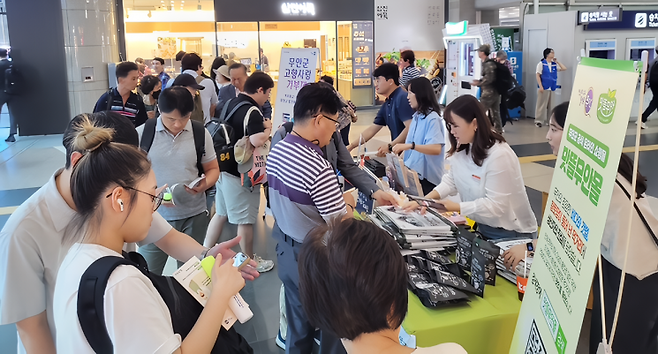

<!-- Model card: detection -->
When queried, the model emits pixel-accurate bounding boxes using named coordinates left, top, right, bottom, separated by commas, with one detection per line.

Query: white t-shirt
left=434, top=142, right=538, bottom=234
left=536, top=61, right=555, bottom=75
left=183, top=69, right=219, bottom=124
left=412, top=343, right=467, bottom=353
left=0, top=169, right=173, bottom=352
left=54, top=243, right=182, bottom=353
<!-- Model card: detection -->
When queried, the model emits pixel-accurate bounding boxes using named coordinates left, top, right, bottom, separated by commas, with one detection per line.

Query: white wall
left=522, top=11, right=577, bottom=118
left=374, top=0, right=445, bottom=52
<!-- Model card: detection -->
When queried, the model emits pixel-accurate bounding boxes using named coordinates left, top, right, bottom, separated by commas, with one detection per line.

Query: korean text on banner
left=272, top=48, right=319, bottom=131
left=509, top=57, right=639, bottom=354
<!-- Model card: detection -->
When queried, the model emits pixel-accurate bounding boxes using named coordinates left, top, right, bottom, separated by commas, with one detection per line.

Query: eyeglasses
left=314, top=113, right=340, bottom=128
left=105, top=186, right=165, bottom=212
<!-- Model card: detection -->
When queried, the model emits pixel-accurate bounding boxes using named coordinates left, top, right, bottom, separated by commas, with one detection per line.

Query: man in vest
left=535, top=48, right=566, bottom=128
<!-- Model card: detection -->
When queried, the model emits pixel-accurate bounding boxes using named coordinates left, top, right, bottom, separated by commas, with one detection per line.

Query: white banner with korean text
left=272, top=48, right=319, bottom=131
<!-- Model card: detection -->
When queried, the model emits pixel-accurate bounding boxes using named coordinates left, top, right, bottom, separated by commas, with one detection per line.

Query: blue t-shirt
left=373, top=87, right=414, bottom=140
left=403, top=111, right=446, bottom=186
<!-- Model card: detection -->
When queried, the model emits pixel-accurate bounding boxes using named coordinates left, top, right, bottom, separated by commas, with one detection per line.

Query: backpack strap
left=139, top=118, right=158, bottom=153
left=222, top=100, right=252, bottom=124
left=106, top=88, right=115, bottom=112
left=242, top=106, right=260, bottom=136
left=190, top=120, right=206, bottom=177
left=77, top=255, right=137, bottom=354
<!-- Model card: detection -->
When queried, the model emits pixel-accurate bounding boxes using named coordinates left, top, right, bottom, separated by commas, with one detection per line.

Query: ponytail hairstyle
left=64, top=115, right=151, bottom=246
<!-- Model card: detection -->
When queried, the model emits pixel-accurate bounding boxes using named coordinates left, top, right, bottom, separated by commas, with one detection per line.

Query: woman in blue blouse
left=392, top=77, right=446, bottom=195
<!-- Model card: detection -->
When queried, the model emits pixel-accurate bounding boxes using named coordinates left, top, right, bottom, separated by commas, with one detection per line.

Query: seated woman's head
left=298, top=219, right=408, bottom=341
left=444, top=95, right=505, bottom=166
left=64, top=114, right=157, bottom=246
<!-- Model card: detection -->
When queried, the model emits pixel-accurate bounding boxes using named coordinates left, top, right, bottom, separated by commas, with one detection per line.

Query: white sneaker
left=642, top=122, right=647, bottom=129
left=254, top=254, right=274, bottom=273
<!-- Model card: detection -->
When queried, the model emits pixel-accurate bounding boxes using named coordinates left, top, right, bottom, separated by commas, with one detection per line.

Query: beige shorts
left=215, top=172, right=261, bottom=224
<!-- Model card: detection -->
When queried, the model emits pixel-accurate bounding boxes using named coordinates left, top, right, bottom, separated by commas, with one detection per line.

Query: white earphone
left=118, top=199, right=124, bottom=212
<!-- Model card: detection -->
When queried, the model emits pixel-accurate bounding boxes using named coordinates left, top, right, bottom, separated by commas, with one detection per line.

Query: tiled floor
left=2, top=107, right=658, bottom=354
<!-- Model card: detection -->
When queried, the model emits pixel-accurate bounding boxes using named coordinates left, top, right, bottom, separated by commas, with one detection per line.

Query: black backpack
left=77, top=251, right=253, bottom=354
left=140, top=118, right=206, bottom=177
left=506, top=77, right=526, bottom=110
left=4, top=64, right=20, bottom=95
left=205, top=98, right=252, bottom=171
left=487, top=59, right=514, bottom=95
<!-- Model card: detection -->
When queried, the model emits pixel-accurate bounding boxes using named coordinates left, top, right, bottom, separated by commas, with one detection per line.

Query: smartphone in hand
left=232, top=252, right=251, bottom=271
left=186, top=175, right=206, bottom=189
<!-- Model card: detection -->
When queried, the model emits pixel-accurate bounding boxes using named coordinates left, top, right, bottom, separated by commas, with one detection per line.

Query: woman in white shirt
left=299, top=219, right=466, bottom=354
left=392, top=77, right=446, bottom=195
left=503, top=101, right=658, bottom=354
left=53, top=116, right=245, bottom=354
left=405, top=94, right=538, bottom=239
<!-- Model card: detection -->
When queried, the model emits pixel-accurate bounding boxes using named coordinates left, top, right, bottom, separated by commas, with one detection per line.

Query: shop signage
left=352, top=21, right=373, bottom=87
left=577, top=7, right=621, bottom=25
left=272, top=48, right=320, bottom=131
left=281, top=2, right=315, bottom=16
left=445, top=21, right=468, bottom=36
left=584, top=10, right=658, bottom=30
left=509, top=58, right=639, bottom=354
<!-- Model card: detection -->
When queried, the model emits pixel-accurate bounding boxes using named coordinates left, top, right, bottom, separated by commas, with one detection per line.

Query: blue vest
left=539, top=59, right=558, bottom=90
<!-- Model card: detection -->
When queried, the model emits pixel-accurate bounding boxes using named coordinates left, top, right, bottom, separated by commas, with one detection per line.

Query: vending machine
left=442, top=23, right=493, bottom=105
left=626, top=38, right=656, bottom=62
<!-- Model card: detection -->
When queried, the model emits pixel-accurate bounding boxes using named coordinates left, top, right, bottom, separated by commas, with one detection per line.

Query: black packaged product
left=406, top=262, right=422, bottom=274
left=455, top=230, right=476, bottom=268
left=425, top=260, right=449, bottom=274
left=471, top=237, right=501, bottom=288
left=430, top=268, right=479, bottom=295
left=407, top=272, right=469, bottom=307
left=423, top=250, right=453, bottom=265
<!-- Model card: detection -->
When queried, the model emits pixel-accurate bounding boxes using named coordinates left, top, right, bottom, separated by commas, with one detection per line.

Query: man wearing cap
left=180, top=53, right=219, bottom=124
left=172, top=73, right=206, bottom=124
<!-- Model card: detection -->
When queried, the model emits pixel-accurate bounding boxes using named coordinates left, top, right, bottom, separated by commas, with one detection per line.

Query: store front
left=214, top=0, right=375, bottom=107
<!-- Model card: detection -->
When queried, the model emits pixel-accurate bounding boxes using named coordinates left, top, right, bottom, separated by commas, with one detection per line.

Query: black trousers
left=642, top=86, right=658, bottom=123
left=589, top=257, right=658, bottom=354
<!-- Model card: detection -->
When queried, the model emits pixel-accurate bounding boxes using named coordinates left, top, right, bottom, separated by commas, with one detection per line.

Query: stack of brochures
left=371, top=206, right=457, bottom=252
left=491, top=238, right=534, bottom=284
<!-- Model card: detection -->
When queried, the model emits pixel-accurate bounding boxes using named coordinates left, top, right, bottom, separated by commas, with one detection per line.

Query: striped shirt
left=267, top=134, right=346, bottom=242
left=400, top=66, right=422, bottom=88
left=92, top=88, right=148, bottom=127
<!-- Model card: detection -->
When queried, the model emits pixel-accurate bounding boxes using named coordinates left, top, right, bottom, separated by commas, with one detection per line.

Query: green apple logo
left=597, top=89, right=617, bottom=124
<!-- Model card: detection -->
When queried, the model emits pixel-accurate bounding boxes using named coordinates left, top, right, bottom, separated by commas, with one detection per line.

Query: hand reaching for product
left=209, top=254, right=245, bottom=301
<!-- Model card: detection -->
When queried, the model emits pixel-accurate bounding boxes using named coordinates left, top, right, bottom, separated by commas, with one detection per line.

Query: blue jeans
left=477, top=223, right=537, bottom=240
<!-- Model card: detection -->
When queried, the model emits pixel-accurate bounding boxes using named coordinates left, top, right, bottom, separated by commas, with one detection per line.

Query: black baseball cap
left=172, top=73, right=205, bottom=90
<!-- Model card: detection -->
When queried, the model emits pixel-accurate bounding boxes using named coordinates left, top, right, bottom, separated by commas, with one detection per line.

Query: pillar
left=62, top=0, right=120, bottom=118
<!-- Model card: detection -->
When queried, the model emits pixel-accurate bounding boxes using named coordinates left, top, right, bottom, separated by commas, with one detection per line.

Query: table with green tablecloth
left=402, top=276, right=521, bottom=354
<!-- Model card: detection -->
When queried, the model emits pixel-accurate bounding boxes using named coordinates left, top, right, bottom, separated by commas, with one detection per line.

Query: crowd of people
left=0, top=45, right=657, bottom=354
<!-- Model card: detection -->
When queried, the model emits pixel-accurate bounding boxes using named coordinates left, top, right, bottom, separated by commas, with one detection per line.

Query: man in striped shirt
left=267, top=83, right=353, bottom=354
left=93, top=61, right=148, bottom=127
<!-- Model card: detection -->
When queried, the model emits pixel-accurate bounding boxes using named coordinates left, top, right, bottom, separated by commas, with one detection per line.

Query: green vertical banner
left=509, top=58, right=639, bottom=354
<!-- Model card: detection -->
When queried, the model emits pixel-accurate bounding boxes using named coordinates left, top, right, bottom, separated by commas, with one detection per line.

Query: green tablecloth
left=402, top=276, right=521, bottom=354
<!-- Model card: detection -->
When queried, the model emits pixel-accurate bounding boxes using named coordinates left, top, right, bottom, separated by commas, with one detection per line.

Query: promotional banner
left=272, top=48, right=319, bottom=130
left=352, top=21, right=374, bottom=87
left=510, top=58, right=639, bottom=354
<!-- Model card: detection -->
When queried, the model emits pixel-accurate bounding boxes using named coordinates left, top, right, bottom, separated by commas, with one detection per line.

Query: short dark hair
left=243, top=71, right=274, bottom=94
left=63, top=111, right=139, bottom=169
left=158, top=87, right=195, bottom=117
left=373, top=63, right=400, bottom=86
left=319, top=75, right=334, bottom=86
left=152, top=57, right=165, bottom=65
left=478, top=44, right=491, bottom=56
left=175, top=51, right=186, bottom=61
left=229, top=63, right=247, bottom=75
left=407, top=77, right=441, bottom=116
left=299, top=219, right=408, bottom=340
left=293, top=83, right=342, bottom=123
left=400, top=50, right=416, bottom=66
left=139, top=75, right=161, bottom=95
left=444, top=95, right=505, bottom=166
left=551, top=101, right=569, bottom=129
left=210, top=57, right=227, bottom=81
left=543, top=48, right=554, bottom=59
left=0, top=49, right=7, bottom=58
left=66, top=117, right=151, bottom=246
left=116, top=61, right=139, bottom=78
left=181, top=53, right=202, bottom=72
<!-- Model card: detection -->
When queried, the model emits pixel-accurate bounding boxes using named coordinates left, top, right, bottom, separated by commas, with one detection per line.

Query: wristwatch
left=526, top=242, right=535, bottom=252
left=388, top=143, right=393, bottom=152
left=411, top=142, right=416, bottom=150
